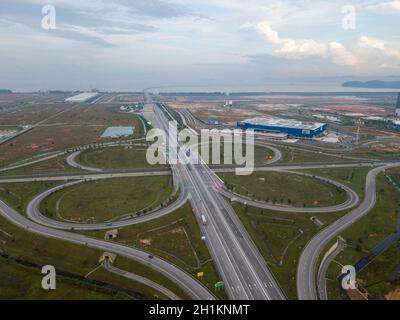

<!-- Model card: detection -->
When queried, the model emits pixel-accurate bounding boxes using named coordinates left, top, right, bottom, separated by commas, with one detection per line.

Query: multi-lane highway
left=147, top=90, right=285, bottom=300
left=1, top=89, right=398, bottom=301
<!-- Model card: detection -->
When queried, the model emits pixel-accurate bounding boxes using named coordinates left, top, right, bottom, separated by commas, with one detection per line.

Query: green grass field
left=82, top=202, right=227, bottom=300
left=228, top=167, right=373, bottom=298
left=219, top=171, right=347, bottom=208
left=232, top=202, right=345, bottom=299
left=278, top=147, right=350, bottom=163
left=0, top=181, right=61, bottom=215
left=324, top=168, right=400, bottom=300
left=76, top=147, right=165, bottom=170
left=197, top=143, right=274, bottom=165
left=304, top=166, right=370, bottom=199
left=0, top=181, right=190, bottom=300
left=40, top=176, right=173, bottom=223
left=0, top=258, right=131, bottom=300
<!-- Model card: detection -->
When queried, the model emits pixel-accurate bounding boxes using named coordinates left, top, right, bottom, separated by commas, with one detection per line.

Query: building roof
left=239, top=118, right=326, bottom=130
left=65, top=92, right=99, bottom=102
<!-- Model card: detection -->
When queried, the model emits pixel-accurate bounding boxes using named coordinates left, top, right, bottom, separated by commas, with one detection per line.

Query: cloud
left=329, top=42, right=358, bottom=66
left=256, top=21, right=327, bottom=59
left=254, top=21, right=400, bottom=69
left=366, top=1, right=400, bottom=14
left=359, top=36, right=400, bottom=60
left=276, top=39, right=327, bottom=59
left=256, top=22, right=281, bottom=44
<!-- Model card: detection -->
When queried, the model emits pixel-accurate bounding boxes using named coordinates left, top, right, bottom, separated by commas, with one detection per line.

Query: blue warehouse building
left=237, top=118, right=327, bottom=139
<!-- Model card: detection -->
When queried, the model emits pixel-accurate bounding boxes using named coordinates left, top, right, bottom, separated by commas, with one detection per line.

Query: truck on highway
left=201, top=214, right=207, bottom=225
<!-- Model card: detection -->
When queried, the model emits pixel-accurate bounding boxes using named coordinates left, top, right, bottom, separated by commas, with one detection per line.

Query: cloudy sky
left=1, top=0, right=400, bottom=91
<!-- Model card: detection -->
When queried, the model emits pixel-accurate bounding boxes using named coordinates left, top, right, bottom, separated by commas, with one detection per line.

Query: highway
left=2, top=90, right=397, bottom=301
left=147, top=91, right=285, bottom=300
left=296, top=162, right=400, bottom=300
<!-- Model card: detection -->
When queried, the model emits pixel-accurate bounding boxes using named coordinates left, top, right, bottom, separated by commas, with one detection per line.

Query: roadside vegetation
left=40, top=176, right=174, bottom=223
left=82, top=202, right=227, bottom=300
left=75, top=147, right=165, bottom=170
left=232, top=202, right=345, bottom=299
left=324, top=168, right=400, bottom=300
left=0, top=155, right=84, bottom=177
left=219, top=171, right=347, bottom=208
left=0, top=181, right=189, bottom=300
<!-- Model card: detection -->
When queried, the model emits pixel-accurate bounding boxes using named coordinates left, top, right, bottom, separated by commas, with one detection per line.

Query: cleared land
left=40, top=176, right=173, bottom=223
left=219, top=171, right=347, bottom=208
left=0, top=105, right=145, bottom=166
left=0, top=104, right=67, bottom=125
left=0, top=125, right=107, bottom=165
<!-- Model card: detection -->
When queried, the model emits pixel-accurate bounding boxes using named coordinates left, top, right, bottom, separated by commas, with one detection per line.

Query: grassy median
left=40, top=176, right=173, bottom=223
left=219, top=171, right=347, bottom=208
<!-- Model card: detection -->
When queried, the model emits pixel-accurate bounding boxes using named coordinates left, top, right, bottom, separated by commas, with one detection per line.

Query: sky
left=0, top=0, right=400, bottom=91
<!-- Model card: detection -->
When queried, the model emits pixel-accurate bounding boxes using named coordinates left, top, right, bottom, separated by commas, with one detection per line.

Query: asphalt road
left=218, top=170, right=360, bottom=213
left=148, top=91, right=285, bottom=300
left=102, top=260, right=181, bottom=300
left=296, top=162, right=400, bottom=300
left=316, top=238, right=346, bottom=300
left=66, top=151, right=103, bottom=172
left=0, top=199, right=214, bottom=300
left=25, top=178, right=189, bottom=230
left=0, top=138, right=146, bottom=173
left=2, top=90, right=395, bottom=301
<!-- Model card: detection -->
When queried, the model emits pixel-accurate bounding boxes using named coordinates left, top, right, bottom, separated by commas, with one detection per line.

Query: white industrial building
left=65, top=92, right=99, bottom=102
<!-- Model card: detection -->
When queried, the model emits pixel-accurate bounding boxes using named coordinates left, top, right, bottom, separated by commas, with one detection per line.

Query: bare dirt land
left=319, top=104, right=392, bottom=116
left=370, top=142, right=400, bottom=153
left=0, top=125, right=106, bottom=163
left=385, top=289, right=400, bottom=300
left=191, top=108, right=264, bottom=123
left=0, top=104, right=68, bottom=125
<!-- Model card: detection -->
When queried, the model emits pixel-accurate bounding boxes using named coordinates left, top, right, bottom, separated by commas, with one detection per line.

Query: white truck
left=201, top=214, right=207, bottom=225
